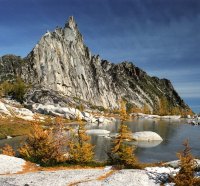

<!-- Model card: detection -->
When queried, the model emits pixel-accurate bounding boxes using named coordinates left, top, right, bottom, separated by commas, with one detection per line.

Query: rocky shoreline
left=0, top=155, right=199, bottom=186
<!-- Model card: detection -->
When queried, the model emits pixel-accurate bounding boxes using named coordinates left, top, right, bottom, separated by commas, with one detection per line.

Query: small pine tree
left=68, top=115, right=94, bottom=164
left=108, top=100, right=138, bottom=168
left=119, top=99, right=129, bottom=122
left=18, top=121, right=67, bottom=166
left=2, top=144, right=15, bottom=156
left=172, top=140, right=200, bottom=186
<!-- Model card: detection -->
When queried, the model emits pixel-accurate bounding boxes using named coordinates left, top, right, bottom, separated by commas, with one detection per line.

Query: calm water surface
left=89, top=118, right=200, bottom=163
left=1, top=119, right=200, bottom=163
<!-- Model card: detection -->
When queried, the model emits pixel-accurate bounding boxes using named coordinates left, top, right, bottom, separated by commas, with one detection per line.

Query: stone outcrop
left=0, top=16, right=190, bottom=112
left=0, top=99, right=35, bottom=120
left=132, top=131, right=163, bottom=141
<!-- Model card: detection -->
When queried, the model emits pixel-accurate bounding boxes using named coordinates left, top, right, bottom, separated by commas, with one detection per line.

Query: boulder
left=32, top=104, right=84, bottom=120
left=165, top=159, right=200, bottom=168
left=132, top=131, right=163, bottom=141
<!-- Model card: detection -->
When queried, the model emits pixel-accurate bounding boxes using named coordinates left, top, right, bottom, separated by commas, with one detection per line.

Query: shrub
left=18, top=121, right=67, bottom=166
left=108, top=124, right=138, bottom=168
left=171, top=140, right=200, bottom=186
left=68, top=116, right=94, bottom=164
left=0, top=81, right=13, bottom=97
left=11, top=78, right=28, bottom=103
left=0, top=78, right=29, bottom=103
left=1, top=144, right=15, bottom=156
left=108, top=100, right=138, bottom=168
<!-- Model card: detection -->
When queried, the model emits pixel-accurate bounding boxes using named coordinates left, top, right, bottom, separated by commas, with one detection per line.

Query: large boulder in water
left=132, top=131, right=163, bottom=141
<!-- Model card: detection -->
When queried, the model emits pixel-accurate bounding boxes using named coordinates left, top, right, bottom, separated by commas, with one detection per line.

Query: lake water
left=89, top=118, right=200, bottom=163
left=1, top=118, right=200, bottom=163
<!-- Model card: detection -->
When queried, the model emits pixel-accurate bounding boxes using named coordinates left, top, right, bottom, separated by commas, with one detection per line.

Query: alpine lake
left=1, top=118, right=200, bottom=163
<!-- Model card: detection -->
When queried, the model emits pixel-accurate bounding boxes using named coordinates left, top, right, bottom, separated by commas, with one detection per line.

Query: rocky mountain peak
left=0, top=17, right=191, bottom=112
left=65, top=16, right=77, bottom=29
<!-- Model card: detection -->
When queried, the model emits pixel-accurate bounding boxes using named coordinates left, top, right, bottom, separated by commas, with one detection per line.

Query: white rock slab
left=132, top=131, right=163, bottom=141
left=0, top=155, right=26, bottom=174
left=99, top=169, right=159, bottom=186
left=165, top=159, right=200, bottom=168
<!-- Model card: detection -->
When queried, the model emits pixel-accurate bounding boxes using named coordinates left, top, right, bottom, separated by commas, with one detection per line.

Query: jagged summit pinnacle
left=0, top=17, right=190, bottom=112
left=65, top=16, right=77, bottom=29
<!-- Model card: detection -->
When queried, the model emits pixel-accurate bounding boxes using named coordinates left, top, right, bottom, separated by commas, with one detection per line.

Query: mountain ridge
left=0, top=16, right=191, bottom=113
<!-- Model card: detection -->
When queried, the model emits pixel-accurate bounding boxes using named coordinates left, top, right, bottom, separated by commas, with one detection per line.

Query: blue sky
left=0, top=0, right=200, bottom=112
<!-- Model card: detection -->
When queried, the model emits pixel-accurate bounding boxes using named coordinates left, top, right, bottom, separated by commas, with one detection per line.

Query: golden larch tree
left=2, top=144, right=15, bottom=156
left=18, top=119, right=67, bottom=166
left=108, top=99, right=138, bottom=168
left=68, top=115, right=94, bottom=164
left=172, top=140, right=200, bottom=186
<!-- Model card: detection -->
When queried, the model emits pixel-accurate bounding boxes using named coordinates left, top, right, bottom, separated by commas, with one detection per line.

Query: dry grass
left=0, top=117, right=34, bottom=139
left=97, top=170, right=117, bottom=180
left=17, top=161, right=40, bottom=174
left=0, top=114, right=77, bottom=140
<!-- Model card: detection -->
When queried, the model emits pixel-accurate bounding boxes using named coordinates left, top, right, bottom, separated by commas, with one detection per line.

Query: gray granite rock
left=0, top=17, right=190, bottom=113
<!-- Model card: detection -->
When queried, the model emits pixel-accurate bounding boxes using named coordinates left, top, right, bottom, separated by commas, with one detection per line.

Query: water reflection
left=1, top=119, right=200, bottom=163
left=89, top=118, right=200, bottom=163
left=0, top=136, right=26, bottom=152
left=129, top=140, right=162, bottom=148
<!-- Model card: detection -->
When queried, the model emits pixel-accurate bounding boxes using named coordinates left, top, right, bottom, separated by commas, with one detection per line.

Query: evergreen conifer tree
left=68, top=115, right=94, bottom=164
left=108, top=100, right=138, bottom=168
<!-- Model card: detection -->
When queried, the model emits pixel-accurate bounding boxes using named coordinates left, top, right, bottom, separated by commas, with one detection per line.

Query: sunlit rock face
left=0, top=17, right=189, bottom=111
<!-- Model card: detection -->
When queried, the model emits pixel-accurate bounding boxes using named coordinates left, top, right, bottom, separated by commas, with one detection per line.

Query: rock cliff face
left=0, top=17, right=189, bottom=111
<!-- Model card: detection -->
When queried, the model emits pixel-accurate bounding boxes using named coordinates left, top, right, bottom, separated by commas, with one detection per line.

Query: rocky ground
left=0, top=98, right=115, bottom=124
left=0, top=155, right=184, bottom=186
left=0, top=155, right=160, bottom=186
left=0, top=169, right=160, bottom=186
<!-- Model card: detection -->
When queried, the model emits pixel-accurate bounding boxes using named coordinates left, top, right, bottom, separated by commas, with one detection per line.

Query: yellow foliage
left=108, top=100, right=138, bottom=168
left=119, top=99, right=128, bottom=122
left=171, top=140, right=200, bottom=186
left=171, top=107, right=181, bottom=115
left=18, top=122, right=67, bottom=165
left=68, top=117, right=94, bottom=163
left=2, top=144, right=15, bottom=156
left=143, top=104, right=150, bottom=114
left=159, top=97, right=169, bottom=115
left=132, top=107, right=142, bottom=113
left=181, top=109, right=194, bottom=118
